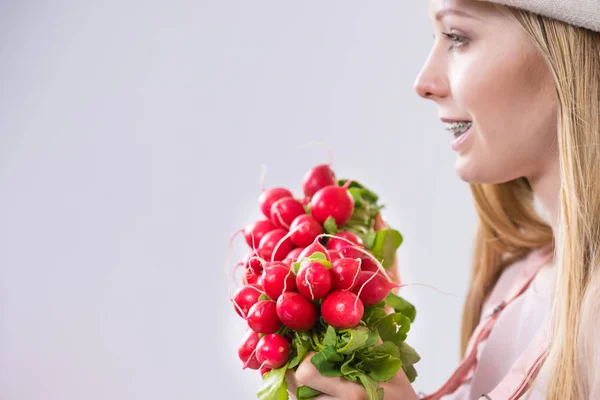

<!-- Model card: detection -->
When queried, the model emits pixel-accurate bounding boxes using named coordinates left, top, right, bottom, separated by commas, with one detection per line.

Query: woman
left=285, top=0, right=600, bottom=398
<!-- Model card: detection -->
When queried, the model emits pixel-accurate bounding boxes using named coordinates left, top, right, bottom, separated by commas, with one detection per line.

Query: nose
left=414, top=52, right=449, bottom=100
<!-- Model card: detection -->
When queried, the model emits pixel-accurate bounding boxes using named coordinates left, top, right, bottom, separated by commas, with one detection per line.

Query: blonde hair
left=459, top=6, right=600, bottom=399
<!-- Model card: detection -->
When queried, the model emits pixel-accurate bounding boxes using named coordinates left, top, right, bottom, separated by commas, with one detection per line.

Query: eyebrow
left=435, top=8, right=481, bottom=21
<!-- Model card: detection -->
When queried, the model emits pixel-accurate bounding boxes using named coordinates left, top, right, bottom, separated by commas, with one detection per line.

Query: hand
left=286, top=352, right=419, bottom=400
left=374, top=213, right=401, bottom=286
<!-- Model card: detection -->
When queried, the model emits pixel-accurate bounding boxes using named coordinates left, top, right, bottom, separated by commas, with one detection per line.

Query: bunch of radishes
left=229, top=162, right=419, bottom=400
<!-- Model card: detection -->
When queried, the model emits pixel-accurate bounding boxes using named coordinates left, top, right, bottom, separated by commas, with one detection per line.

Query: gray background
left=0, top=1, right=479, bottom=399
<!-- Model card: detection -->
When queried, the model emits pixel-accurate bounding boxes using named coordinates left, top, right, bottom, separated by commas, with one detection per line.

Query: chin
left=454, top=157, right=481, bottom=183
left=454, top=157, right=496, bottom=185
left=455, top=158, right=519, bottom=185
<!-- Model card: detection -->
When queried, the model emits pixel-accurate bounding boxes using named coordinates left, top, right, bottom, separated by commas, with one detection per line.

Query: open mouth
left=445, top=121, right=472, bottom=139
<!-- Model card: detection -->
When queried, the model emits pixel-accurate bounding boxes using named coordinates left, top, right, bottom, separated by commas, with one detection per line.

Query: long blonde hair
left=459, top=6, right=600, bottom=399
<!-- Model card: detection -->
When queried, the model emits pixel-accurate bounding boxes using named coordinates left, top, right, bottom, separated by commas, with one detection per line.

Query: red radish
left=260, top=367, right=271, bottom=376
left=339, top=246, right=365, bottom=259
left=289, top=214, right=323, bottom=247
left=270, top=197, right=306, bottom=229
left=330, top=258, right=361, bottom=291
left=352, top=271, right=400, bottom=306
left=258, top=229, right=295, bottom=262
left=329, top=249, right=342, bottom=263
left=321, top=291, right=364, bottom=329
left=284, top=247, right=305, bottom=263
left=238, top=329, right=261, bottom=370
left=262, top=262, right=297, bottom=301
left=247, top=300, right=282, bottom=333
left=232, top=284, right=263, bottom=318
left=310, top=185, right=355, bottom=227
left=326, top=231, right=364, bottom=252
left=244, top=220, right=276, bottom=249
left=302, top=164, right=336, bottom=198
left=296, top=261, right=332, bottom=300
left=256, top=333, right=290, bottom=369
left=276, top=292, right=318, bottom=331
left=243, top=250, right=264, bottom=274
left=243, top=267, right=262, bottom=285
left=359, top=256, right=382, bottom=274
left=297, top=242, right=330, bottom=262
left=259, top=188, right=293, bottom=218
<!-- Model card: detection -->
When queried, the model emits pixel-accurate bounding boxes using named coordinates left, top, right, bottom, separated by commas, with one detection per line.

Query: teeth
left=445, top=121, right=472, bottom=137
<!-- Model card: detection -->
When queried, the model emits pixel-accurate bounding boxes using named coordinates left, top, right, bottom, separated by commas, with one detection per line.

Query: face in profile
left=414, top=0, right=558, bottom=184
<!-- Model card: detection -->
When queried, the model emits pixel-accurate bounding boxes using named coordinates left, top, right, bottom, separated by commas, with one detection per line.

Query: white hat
left=481, top=0, right=600, bottom=32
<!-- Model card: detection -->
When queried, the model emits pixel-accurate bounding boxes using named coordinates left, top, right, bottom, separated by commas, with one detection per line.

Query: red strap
left=421, top=246, right=554, bottom=400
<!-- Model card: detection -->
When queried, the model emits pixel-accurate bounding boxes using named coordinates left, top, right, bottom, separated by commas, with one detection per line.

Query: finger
left=285, top=370, right=300, bottom=399
left=295, top=355, right=365, bottom=399
left=285, top=372, right=337, bottom=400
left=388, top=254, right=401, bottom=285
left=374, top=213, right=388, bottom=231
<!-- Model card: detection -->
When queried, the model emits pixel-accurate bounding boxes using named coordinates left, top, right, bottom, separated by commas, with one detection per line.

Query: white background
left=0, top=1, right=478, bottom=399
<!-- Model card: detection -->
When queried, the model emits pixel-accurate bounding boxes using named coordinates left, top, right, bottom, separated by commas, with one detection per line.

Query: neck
left=527, top=155, right=561, bottom=240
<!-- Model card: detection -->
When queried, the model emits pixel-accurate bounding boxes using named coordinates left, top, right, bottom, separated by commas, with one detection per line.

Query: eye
left=442, top=32, right=468, bottom=50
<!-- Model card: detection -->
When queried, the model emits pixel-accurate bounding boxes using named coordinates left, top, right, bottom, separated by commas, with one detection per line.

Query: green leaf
left=402, top=364, right=418, bottom=383
left=258, top=293, right=271, bottom=301
left=372, top=341, right=401, bottom=359
left=289, top=331, right=312, bottom=369
left=364, top=326, right=381, bottom=348
left=340, top=352, right=360, bottom=379
left=337, top=327, right=371, bottom=355
left=257, top=362, right=289, bottom=400
left=304, top=203, right=312, bottom=214
left=308, top=252, right=328, bottom=261
left=373, top=312, right=412, bottom=345
left=370, top=229, right=403, bottom=269
left=323, top=216, right=338, bottom=234
left=348, top=187, right=366, bottom=207
left=357, top=373, right=384, bottom=400
left=398, top=342, right=421, bottom=365
left=311, top=346, right=344, bottom=377
left=294, top=251, right=331, bottom=270
left=384, top=292, right=416, bottom=323
left=291, top=261, right=302, bottom=275
left=296, top=386, right=322, bottom=400
left=338, top=179, right=379, bottom=203
left=322, top=325, right=337, bottom=347
left=363, top=306, right=388, bottom=327
left=363, top=355, right=402, bottom=382
left=296, top=253, right=333, bottom=270
left=362, top=230, right=377, bottom=250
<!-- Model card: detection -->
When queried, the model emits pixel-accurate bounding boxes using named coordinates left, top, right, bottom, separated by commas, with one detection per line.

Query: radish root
left=243, top=347, right=259, bottom=370
left=224, top=228, right=246, bottom=299
left=346, top=258, right=362, bottom=291
left=259, top=164, right=267, bottom=192
left=304, top=265, right=315, bottom=300
left=314, top=234, right=393, bottom=282
left=398, top=282, right=463, bottom=299
left=296, top=141, right=334, bottom=167
left=271, top=224, right=303, bottom=263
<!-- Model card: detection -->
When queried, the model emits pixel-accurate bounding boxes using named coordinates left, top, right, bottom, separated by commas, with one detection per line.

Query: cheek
left=453, top=49, right=539, bottom=137
left=450, top=48, right=557, bottom=182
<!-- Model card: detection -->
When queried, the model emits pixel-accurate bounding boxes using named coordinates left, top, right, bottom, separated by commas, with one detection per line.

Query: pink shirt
left=440, top=247, right=555, bottom=400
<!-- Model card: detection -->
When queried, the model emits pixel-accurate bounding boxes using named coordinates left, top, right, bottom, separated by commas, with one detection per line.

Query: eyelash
left=442, top=32, right=468, bottom=51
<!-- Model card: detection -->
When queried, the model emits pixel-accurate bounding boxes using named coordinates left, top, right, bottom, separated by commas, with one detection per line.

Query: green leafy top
left=257, top=297, right=420, bottom=400
left=256, top=178, right=418, bottom=400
